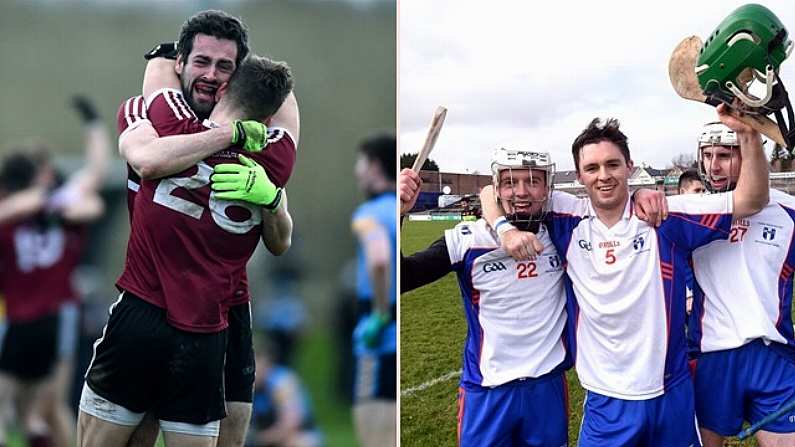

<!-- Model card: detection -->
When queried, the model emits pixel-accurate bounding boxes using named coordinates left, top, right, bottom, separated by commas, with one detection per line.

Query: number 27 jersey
left=116, top=88, right=296, bottom=333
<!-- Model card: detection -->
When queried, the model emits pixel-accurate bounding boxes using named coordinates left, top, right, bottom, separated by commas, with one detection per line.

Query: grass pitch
left=400, top=220, right=763, bottom=447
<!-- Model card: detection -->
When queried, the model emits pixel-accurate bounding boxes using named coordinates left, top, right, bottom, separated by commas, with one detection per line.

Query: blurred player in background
left=0, top=96, right=110, bottom=447
left=246, top=339, right=323, bottom=447
left=689, top=122, right=795, bottom=446
left=78, top=35, right=297, bottom=447
left=678, top=168, right=705, bottom=195
left=677, top=168, right=704, bottom=316
left=350, top=133, right=396, bottom=447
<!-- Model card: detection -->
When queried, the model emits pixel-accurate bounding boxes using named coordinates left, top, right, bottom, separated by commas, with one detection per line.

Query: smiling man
left=480, top=104, right=769, bottom=446
left=689, top=121, right=795, bottom=446
left=401, top=149, right=572, bottom=447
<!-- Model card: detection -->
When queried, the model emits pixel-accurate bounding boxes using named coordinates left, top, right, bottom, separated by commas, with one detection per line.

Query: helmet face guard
left=696, top=122, right=740, bottom=193
left=696, top=4, right=795, bottom=148
left=490, top=148, right=554, bottom=233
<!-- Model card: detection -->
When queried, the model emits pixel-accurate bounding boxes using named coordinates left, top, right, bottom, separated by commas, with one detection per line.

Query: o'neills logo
left=732, top=218, right=751, bottom=228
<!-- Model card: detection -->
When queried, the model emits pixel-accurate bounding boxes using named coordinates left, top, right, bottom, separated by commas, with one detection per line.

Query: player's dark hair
left=177, top=10, right=249, bottom=67
left=0, top=153, right=36, bottom=192
left=359, top=133, right=396, bottom=181
left=225, top=55, right=293, bottom=121
left=0, top=148, right=51, bottom=193
left=571, top=118, right=631, bottom=172
left=678, top=169, right=702, bottom=191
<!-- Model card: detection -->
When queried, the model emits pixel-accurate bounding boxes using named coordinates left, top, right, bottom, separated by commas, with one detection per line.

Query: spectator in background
left=678, top=169, right=705, bottom=195
left=247, top=339, right=323, bottom=447
left=254, top=255, right=306, bottom=367
left=0, top=96, right=110, bottom=447
left=677, top=168, right=705, bottom=316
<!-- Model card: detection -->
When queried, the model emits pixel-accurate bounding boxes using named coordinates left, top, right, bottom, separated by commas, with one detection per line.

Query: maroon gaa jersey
left=116, top=89, right=296, bottom=332
left=0, top=216, right=85, bottom=323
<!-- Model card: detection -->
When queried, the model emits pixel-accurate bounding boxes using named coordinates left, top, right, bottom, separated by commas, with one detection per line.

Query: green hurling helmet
left=696, top=4, right=795, bottom=148
left=697, top=4, right=791, bottom=107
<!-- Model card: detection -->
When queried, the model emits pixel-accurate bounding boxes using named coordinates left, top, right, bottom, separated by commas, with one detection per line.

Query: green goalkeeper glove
left=231, top=120, right=268, bottom=153
left=211, top=155, right=282, bottom=211
left=361, top=311, right=391, bottom=349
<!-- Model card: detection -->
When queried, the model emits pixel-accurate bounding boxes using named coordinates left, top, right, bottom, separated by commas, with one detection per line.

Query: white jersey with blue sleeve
left=445, top=219, right=570, bottom=387
left=546, top=191, right=733, bottom=400
left=689, top=189, right=795, bottom=361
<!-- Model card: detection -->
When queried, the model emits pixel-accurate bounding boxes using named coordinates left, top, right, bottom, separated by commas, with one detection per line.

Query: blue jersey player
left=351, top=133, right=396, bottom=447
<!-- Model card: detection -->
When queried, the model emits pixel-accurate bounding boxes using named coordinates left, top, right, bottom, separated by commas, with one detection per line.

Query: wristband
left=494, top=216, right=516, bottom=237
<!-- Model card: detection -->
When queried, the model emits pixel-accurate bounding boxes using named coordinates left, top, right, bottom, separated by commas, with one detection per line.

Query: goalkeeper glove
left=71, top=95, right=99, bottom=122
left=361, top=311, right=391, bottom=349
left=211, top=155, right=282, bottom=211
left=144, top=41, right=178, bottom=60
left=231, top=120, right=268, bottom=153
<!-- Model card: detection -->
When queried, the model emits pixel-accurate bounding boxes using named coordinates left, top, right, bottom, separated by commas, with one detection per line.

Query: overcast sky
left=399, top=0, right=795, bottom=173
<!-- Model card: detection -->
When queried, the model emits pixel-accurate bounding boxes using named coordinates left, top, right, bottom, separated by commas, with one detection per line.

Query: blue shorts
left=457, top=371, right=568, bottom=447
left=579, top=377, right=700, bottom=447
left=693, top=339, right=795, bottom=435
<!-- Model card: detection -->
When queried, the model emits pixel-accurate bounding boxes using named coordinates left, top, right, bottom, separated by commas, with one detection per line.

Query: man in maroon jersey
left=78, top=43, right=297, bottom=447
left=0, top=97, right=110, bottom=447
left=118, top=11, right=296, bottom=447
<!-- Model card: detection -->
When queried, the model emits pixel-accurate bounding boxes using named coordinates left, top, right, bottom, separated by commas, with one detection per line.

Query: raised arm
left=399, top=168, right=421, bottom=215
left=717, top=103, right=769, bottom=218
left=0, top=187, right=46, bottom=224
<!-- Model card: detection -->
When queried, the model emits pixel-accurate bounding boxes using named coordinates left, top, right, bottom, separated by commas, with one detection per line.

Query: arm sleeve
left=245, top=128, right=296, bottom=187
left=662, top=192, right=734, bottom=250
left=117, top=96, right=150, bottom=141
left=400, top=236, right=453, bottom=293
left=145, top=88, right=202, bottom=136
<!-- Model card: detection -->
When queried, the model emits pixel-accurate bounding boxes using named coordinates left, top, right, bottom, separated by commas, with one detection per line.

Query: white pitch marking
left=401, top=369, right=461, bottom=397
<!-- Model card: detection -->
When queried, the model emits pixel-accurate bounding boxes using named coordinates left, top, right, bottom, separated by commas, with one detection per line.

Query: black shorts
left=224, top=301, right=255, bottom=403
left=354, top=352, right=396, bottom=401
left=85, top=292, right=228, bottom=424
left=0, top=312, right=58, bottom=381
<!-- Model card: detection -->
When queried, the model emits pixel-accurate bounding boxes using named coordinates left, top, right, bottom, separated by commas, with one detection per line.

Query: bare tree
left=670, top=153, right=697, bottom=169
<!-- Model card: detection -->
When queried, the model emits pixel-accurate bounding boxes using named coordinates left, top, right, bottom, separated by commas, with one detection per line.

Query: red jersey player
left=79, top=49, right=296, bottom=447
left=0, top=96, right=110, bottom=447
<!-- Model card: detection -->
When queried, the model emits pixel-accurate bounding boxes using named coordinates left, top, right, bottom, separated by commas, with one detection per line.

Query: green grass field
left=400, top=220, right=766, bottom=447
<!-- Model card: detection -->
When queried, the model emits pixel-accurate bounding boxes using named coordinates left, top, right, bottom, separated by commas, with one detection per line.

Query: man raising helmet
left=689, top=120, right=795, bottom=446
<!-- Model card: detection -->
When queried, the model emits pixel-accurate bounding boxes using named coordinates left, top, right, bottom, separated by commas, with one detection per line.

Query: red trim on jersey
left=660, top=261, right=674, bottom=280
left=699, top=213, right=719, bottom=229
left=562, top=373, right=570, bottom=421
left=457, top=386, right=465, bottom=447
left=117, top=96, right=148, bottom=136
left=777, top=263, right=794, bottom=327
left=656, top=234, right=672, bottom=390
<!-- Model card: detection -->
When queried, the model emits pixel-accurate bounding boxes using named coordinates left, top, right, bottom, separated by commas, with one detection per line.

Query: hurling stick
left=737, top=396, right=795, bottom=440
left=669, top=36, right=786, bottom=147
left=412, top=106, right=448, bottom=173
